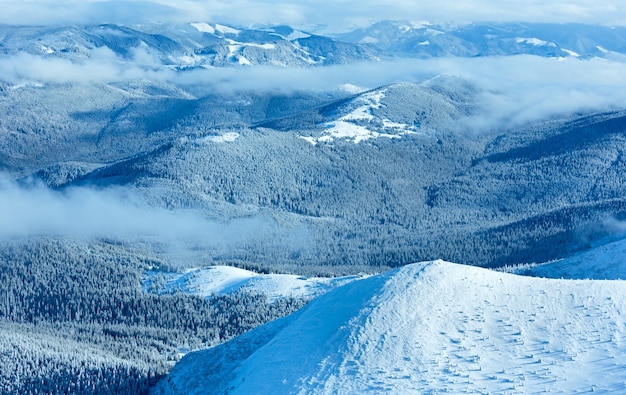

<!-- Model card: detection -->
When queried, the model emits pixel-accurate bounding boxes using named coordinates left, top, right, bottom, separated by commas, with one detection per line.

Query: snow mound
left=144, top=265, right=362, bottom=302
left=153, top=260, right=626, bottom=394
left=525, top=237, right=626, bottom=280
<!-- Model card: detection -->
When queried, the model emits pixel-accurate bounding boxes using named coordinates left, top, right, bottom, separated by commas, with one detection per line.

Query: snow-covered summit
left=293, top=78, right=478, bottom=144
left=153, top=260, right=626, bottom=394
left=3, top=21, right=626, bottom=73
left=0, top=23, right=377, bottom=68
left=334, top=21, right=626, bottom=59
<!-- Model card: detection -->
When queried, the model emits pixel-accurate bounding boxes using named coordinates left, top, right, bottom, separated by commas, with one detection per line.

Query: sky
left=0, top=0, right=624, bottom=29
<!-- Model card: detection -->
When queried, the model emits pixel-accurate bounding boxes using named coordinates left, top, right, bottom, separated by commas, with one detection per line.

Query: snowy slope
left=271, top=78, right=477, bottom=144
left=335, top=21, right=626, bottom=59
left=143, top=266, right=363, bottom=302
left=524, top=236, right=626, bottom=280
left=153, top=260, right=626, bottom=394
left=306, top=87, right=419, bottom=144
left=0, top=23, right=376, bottom=68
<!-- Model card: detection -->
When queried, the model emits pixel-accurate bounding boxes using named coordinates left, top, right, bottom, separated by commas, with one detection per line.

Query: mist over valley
left=2, top=11, right=626, bottom=393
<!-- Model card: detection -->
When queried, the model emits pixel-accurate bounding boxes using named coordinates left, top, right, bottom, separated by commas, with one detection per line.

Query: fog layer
left=0, top=177, right=282, bottom=250
left=3, top=52, right=626, bottom=129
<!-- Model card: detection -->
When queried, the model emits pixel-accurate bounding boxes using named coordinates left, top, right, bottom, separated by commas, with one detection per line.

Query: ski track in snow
left=154, top=260, right=626, bottom=394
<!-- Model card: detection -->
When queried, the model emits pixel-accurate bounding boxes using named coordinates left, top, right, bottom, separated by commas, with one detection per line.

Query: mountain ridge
left=335, top=20, right=626, bottom=59
left=2, top=21, right=626, bottom=72
left=2, top=17, right=626, bottom=394
left=154, top=259, right=626, bottom=394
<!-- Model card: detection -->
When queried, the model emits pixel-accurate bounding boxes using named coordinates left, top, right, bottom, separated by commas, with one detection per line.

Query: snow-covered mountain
left=3, top=17, right=626, bottom=395
left=143, top=265, right=365, bottom=302
left=153, top=259, right=626, bottom=394
left=2, top=21, right=626, bottom=71
left=0, top=23, right=377, bottom=67
left=261, top=77, right=478, bottom=144
left=336, top=21, right=626, bottom=59
left=49, top=104, right=626, bottom=271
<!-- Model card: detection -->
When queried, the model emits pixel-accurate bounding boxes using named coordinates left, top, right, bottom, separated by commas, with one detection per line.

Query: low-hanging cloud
left=193, top=55, right=626, bottom=130
left=0, top=176, right=289, bottom=252
left=438, top=55, right=626, bottom=129
left=4, top=49, right=626, bottom=130
left=0, top=49, right=174, bottom=85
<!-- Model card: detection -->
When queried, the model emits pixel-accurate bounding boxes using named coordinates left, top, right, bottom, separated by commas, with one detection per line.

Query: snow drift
left=153, top=260, right=626, bottom=394
left=525, top=237, right=626, bottom=280
left=143, top=265, right=362, bottom=302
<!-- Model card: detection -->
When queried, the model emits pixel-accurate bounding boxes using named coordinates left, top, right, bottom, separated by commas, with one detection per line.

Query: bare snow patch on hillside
left=562, top=48, right=581, bottom=57
left=190, top=22, right=215, bottom=34
left=200, top=132, right=239, bottom=143
left=215, top=24, right=241, bottom=35
left=516, top=37, right=556, bottom=47
left=304, top=88, right=418, bottom=144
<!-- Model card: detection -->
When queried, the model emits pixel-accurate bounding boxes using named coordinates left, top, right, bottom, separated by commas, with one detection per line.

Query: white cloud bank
left=0, top=177, right=280, bottom=250
left=2, top=49, right=625, bottom=130
left=0, top=0, right=624, bottom=28
left=0, top=49, right=174, bottom=85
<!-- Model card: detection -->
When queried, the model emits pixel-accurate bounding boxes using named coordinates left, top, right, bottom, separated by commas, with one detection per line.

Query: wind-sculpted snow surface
left=154, top=260, right=626, bottom=394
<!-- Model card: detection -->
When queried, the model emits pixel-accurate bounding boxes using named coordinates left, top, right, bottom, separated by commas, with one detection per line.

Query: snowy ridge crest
left=154, top=260, right=626, bottom=394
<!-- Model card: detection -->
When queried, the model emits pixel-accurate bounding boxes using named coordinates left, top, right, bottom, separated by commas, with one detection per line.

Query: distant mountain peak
left=333, top=21, right=626, bottom=59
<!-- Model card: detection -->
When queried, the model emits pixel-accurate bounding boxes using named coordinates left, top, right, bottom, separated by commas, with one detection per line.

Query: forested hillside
left=2, top=19, right=626, bottom=394
left=0, top=239, right=304, bottom=394
left=52, top=107, right=626, bottom=273
left=4, top=77, right=626, bottom=273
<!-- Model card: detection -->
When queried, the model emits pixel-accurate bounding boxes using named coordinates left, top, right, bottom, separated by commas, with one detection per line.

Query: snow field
left=305, top=88, right=418, bottom=144
left=527, top=237, right=626, bottom=280
left=155, top=260, right=626, bottom=394
left=144, top=265, right=362, bottom=302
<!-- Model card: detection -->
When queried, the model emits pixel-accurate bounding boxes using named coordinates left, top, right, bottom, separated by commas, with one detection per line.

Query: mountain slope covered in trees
left=0, top=239, right=305, bottom=394
left=1, top=20, right=626, bottom=394
left=51, top=101, right=626, bottom=272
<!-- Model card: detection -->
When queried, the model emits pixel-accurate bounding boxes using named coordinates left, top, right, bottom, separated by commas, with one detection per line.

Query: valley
left=1, top=18, right=626, bottom=394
